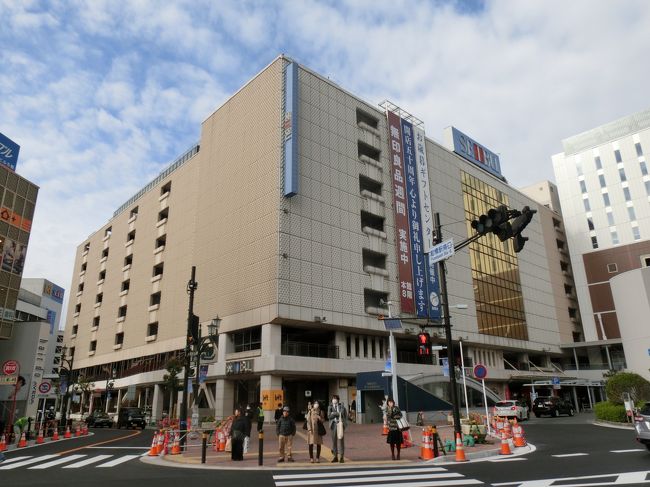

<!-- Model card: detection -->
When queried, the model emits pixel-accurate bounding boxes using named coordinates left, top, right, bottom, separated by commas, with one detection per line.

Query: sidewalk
left=151, top=422, right=510, bottom=469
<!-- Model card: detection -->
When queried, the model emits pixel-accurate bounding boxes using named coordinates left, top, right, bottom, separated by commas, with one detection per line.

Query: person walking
left=306, top=400, right=326, bottom=463
left=386, top=397, right=403, bottom=460
left=256, top=402, right=265, bottom=432
left=230, top=408, right=249, bottom=461
left=327, top=394, right=347, bottom=463
left=276, top=406, right=296, bottom=462
left=274, top=403, right=284, bottom=423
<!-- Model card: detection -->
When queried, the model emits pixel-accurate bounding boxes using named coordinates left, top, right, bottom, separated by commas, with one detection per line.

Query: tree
left=605, top=371, right=650, bottom=404
left=74, top=375, right=95, bottom=415
left=162, top=358, right=183, bottom=418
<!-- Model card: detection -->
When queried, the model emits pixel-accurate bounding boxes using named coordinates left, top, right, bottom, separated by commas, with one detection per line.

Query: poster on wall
left=1, top=238, right=17, bottom=273
left=13, top=243, right=26, bottom=275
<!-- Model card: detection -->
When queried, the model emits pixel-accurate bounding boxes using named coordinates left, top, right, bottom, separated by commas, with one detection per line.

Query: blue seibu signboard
left=0, top=132, right=20, bottom=171
left=443, top=126, right=504, bottom=181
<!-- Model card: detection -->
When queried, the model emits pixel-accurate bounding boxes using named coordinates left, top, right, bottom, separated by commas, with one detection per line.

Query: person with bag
left=386, top=397, right=403, bottom=460
left=306, top=400, right=326, bottom=463
left=327, top=394, right=347, bottom=463
left=276, top=406, right=296, bottom=462
left=230, top=408, right=249, bottom=461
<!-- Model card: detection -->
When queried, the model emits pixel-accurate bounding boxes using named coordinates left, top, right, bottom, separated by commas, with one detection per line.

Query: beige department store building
left=63, top=56, right=586, bottom=423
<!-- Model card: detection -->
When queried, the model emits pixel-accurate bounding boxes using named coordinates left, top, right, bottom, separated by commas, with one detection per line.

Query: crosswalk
left=0, top=453, right=142, bottom=470
left=272, top=466, right=484, bottom=487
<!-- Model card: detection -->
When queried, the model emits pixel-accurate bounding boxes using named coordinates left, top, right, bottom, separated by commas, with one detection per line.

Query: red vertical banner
left=386, top=111, right=415, bottom=314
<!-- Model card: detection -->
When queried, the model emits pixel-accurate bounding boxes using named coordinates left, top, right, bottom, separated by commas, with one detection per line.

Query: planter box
left=201, top=421, right=216, bottom=430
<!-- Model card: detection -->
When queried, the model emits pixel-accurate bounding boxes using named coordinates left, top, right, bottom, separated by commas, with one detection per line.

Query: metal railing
left=281, top=341, right=339, bottom=359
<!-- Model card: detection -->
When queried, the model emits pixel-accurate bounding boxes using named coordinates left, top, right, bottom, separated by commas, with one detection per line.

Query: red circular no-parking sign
left=2, top=360, right=19, bottom=375
left=38, top=382, right=52, bottom=394
left=473, top=364, right=488, bottom=380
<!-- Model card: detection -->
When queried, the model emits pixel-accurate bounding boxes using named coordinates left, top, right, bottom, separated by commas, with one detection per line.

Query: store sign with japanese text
left=444, top=126, right=504, bottom=181
left=0, top=132, right=20, bottom=171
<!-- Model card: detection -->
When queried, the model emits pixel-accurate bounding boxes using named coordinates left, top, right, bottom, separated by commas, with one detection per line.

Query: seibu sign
left=2, top=359, right=19, bottom=375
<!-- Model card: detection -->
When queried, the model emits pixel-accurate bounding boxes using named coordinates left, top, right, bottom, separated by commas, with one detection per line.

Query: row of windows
left=80, top=233, right=167, bottom=274
left=86, top=322, right=160, bottom=353
left=577, top=143, right=644, bottom=176
left=590, top=225, right=642, bottom=249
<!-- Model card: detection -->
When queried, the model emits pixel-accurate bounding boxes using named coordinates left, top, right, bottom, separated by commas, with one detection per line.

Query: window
left=579, top=180, right=587, bottom=193
left=95, top=293, right=103, bottom=304
left=602, top=192, right=611, bottom=207
left=636, top=142, right=643, bottom=157
left=153, top=263, right=164, bottom=277
left=72, top=324, right=78, bottom=335
left=118, top=305, right=127, bottom=318
left=583, top=198, right=591, bottom=212
left=614, top=149, right=622, bottom=163
left=78, top=282, right=84, bottom=293
left=233, top=327, right=261, bottom=352
left=576, top=161, right=583, bottom=176
left=98, top=270, right=106, bottom=281
left=359, top=175, right=382, bottom=197
left=121, top=279, right=130, bottom=292
left=155, top=235, right=166, bottom=249
left=641, top=255, right=650, bottom=267
left=594, top=156, right=602, bottom=169
left=150, top=292, right=161, bottom=306
left=75, top=303, right=81, bottom=313
left=161, top=181, right=171, bottom=196
left=619, top=168, right=627, bottom=182
left=101, top=248, right=109, bottom=259
left=355, top=336, right=360, bottom=357
left=69, top=346, right=75, bottom=359
left=81, top=262, right=87, bottom=273
left=356, top=108, right=379, bottom=129
left=607, top=212, right=615, bottom=226
left=611, top=230, right=619, bottom=245
left=371, top=338, right=376, bottom=358
left=598, top=175, right=606, bottom=188
left=93, top=316, right=100, bottom=328
left=623, top=187, right=632, bottom=201
left=115, top=332, right=124, bottom=346
left=645, top=180, right=650, bottom=196
left=124, top=254, right=133, bottom=267
left=633, top=227, right=641, bottom=240
left=642, top=161, right=649, bottom=176
left=607, top=263, right=618, bottom=273
left=358, top=141, right=381, bottom=163
left=83, top=242, right=90, bottom=252
left=158, top=208, right=169, bottom=221
left=129, top=206, right=138, bottom=218
left=346, top=336, right=351, bottom=357
left=104, top=227, right=112, bottom=238
left=147, top=322, right=159, bottom=337
left=587, top=218, right=594, bottom=231
left=628, top=206, right=637, bottom=221
left=564, top=284, right=573, bottom=295
left=591, top=236, right=599, bottom=249
left=127, top=230, right=136, bottom=242
left=89, top=340, right=97, bottom=352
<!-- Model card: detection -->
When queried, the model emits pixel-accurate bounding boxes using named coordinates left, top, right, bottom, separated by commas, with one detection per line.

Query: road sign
left=38, top=382, right=52, bottom=394
left=429, top=239, right=455, bottom=265
left=441, top=358, right=449, bottom=377
left=473, top=364, right=488, bottom=380
left=2, top=360, right=18, bottom=375
left=552, top=377, right=560, bottom=385
left=0, top=375, right=17, bottom=385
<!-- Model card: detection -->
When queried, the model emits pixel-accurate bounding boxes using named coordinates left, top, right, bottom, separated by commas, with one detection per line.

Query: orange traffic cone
left=513, top=423, right=527, bottom=447
left=156, top=430, right=165, bottom=454
left=503, top=419, right=512, bottom=439
left=148, top=432, right=159, bottom=456
left=455, top=433, right=468, bottom=462
left=75, top=424, right=81, bottom=437
left=36, top=426, right=45, bottom=444
left=218, top=430, right=226, bottom=452
left=64, top=425, right=72, bottom=439
left=83, top=423, right=89, bottom=435
left=171, top=430, right=181, bottom=455
left=52, top=427, right=60, bottom=441
left=499, top=431, right=513, bottom=455
left=0, top=433, right=7, bottom=452
left=419, top=428, right=434, bottom=460
left=18, top=431, right=28, bottom=448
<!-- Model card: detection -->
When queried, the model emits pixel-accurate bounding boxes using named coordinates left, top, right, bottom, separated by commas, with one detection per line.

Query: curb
left=2, top=432, right=95, bottom=452
left=592, top=420, right=635, bottom=430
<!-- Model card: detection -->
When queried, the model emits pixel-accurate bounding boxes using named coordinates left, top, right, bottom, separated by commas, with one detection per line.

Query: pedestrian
left=385, top=397, right=403, bottom=460
left=230, top=408, right=249, bottom=461
left=327, top=394, right=347, bottom=463
left=274, top=403, right=284, bottom=423
left=243, top=405, right=254, bottom=453
left=256, top=402, right=265, bottom=432
left=306, top=400, right=326, bottom=463
left=276, top=406, right=296, bottom=462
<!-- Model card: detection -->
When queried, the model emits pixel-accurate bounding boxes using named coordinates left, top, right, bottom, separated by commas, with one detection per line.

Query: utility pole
left=435, top=212, right=462, bottom=439
left=180, top=266, right=197, bottom=450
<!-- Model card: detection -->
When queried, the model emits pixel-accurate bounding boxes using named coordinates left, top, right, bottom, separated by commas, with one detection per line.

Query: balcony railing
left=281, top=341, right=339, bottom=359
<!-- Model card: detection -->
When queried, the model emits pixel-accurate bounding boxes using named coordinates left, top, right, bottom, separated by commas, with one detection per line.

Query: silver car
left=493, top=400, right=529, bottom=420
left=635, top=402, right=650, bottom=450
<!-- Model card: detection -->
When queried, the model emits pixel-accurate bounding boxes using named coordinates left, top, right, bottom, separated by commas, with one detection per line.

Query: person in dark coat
left=276, top=406, right=296, bottom=462
left=274, top=403, right=283, bottom=422
left=385, top=397, right=403, bottom=460
left=230, top=408, right=250, bottom=461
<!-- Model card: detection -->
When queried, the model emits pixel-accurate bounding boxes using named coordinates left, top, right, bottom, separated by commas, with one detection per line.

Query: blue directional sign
left=0, top=132, right=20, bottom=171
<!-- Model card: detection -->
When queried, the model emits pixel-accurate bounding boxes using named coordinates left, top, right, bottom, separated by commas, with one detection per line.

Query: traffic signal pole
left=434, top=212, right=462, bottom=440
left=180, top=266, right=197, bottom=450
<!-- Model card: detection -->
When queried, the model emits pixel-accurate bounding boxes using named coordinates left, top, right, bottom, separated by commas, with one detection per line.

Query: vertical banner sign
left=386, top=111, right=415, bottom=313
left=283, top=62, right=299, bottom=197
left=0, top=132, right=20, bottom=172
left=400, top=119, right=428, bottom=318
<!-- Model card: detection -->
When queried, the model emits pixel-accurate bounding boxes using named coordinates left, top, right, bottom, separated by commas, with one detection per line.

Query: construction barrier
left=512, top=420, right=526, bottom=447
left=419, top=428, right=434, bottom=460
left=170, top=430, right=181, bottom=455
left=64, top=426, right=72, bottom=439
left=503, top=420, right=512, bottom=439
left=52, top=427, right=60, bottom=441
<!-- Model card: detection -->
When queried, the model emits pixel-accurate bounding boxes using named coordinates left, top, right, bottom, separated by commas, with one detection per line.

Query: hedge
left=594, top=401, right=627, bottom=422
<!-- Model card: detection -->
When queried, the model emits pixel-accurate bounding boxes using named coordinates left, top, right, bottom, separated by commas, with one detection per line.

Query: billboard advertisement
left=386, top=111, right=415, bottom=314
left=0, top=132, right=20, bottom=171
left=443, top=126, right=504, bottom=181
left=43, top=281, right=65, bottom=304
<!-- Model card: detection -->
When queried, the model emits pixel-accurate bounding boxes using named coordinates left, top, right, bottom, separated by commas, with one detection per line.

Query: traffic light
left=470, top=213, right=493, bottom=236
left=189, top=314, right=200, bottom=342
left=417, top=332, right=431, bottom=356
left=510, top=206, right=537, bottom=253
left=488, top=205, right=513, bottom=241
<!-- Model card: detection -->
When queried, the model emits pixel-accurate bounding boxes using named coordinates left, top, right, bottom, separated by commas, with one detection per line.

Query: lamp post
left=180, top=266, right=198, bottom=450
left=379, top=299, right=399, bottom=405
left=193, top=317, right=221, bottom=405
left=105, top=367, right=117, bottom=413
left=58, top=346, right=75, bottom=427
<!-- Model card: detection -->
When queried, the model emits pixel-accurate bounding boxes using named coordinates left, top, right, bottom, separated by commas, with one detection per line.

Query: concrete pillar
left=116, top=389, right=123, bottom=417
left=261, top=323, right=281, bottom=357
left=334, top=331, right=347, bottom=359
left=215, top=379, right=235, bottom=420
left=152, top=384, right=164, bottom=423
left=260, top=374, right=282, bottom=423
left=217, top=331, right=234, bottom=363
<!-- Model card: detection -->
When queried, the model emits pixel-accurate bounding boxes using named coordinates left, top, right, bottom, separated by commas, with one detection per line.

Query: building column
left=116, top=389, right=123, bottom=417
left=261, top=323, right=281, bottom=357
left=152, top=384, right=164, bottom=423
left=334, top=331, right=347, bottom=359
left=260, top=374, right=282, bottom=423
left=214, top=379, right=235, bottom=420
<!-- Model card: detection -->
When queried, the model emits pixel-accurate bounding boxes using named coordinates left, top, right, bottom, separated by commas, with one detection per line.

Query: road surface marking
left=275, top=473, right=465, bottom=486
left=274, top=467, right=448, bottom=480
left=488, top=457, right=526, bottom=462
left=28, top=454, right=86, bottom=469
left=63, top=455, right=113, bottom=468
left=58, top=429, right=142, bottom=455
left=610, top=448, right=644, bottom=453
left=0, top=456, right=31, bottom=465
left=551, top=453, right=588, bottom=457
left=96, top=454, right=141, bottom=467
left=0, top=455, right=59, bottom=470
left=493, top=469, right=650, bottom=486
left=87, top=446, right=150, bottom=449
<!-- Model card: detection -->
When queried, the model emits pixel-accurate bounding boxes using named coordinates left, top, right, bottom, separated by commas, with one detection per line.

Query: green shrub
left=605, top=372, right=650, bottom=405
left=594, top=401, right=627, bottom=422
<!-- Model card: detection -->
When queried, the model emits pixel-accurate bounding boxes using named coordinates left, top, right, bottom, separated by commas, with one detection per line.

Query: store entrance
left=283, top=379, right=329, bottom=421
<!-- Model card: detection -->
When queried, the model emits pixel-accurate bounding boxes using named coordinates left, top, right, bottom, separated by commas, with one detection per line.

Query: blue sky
left=2, top=0, right=650, bottom=314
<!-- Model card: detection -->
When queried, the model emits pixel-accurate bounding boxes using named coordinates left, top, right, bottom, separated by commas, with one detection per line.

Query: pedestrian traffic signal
left=510, top=206, right=537, bottom=253
left=189, top=314, right=200, bottom=342
left=417, top=332, right=431, bottom=356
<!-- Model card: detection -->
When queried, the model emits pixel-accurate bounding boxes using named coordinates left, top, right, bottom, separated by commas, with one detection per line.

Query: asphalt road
left=1, top=414, right=648, bottom=487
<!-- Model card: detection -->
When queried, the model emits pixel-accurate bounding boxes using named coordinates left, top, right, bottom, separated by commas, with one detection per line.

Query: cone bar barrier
left=499, top=431, right=513, bottom=455
left=171, top=430, right=181, bottom=455
left=454, top=433, right=468, bottom=462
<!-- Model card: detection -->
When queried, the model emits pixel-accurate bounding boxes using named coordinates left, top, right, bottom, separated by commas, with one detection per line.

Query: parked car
left=634, top=402, right=650, bottom=450
left=85, top=411, right=114, bottom=428
left=116, top=407, right=146, bottom=429
left=532, top=396, right=575, bottom=417
left=493, top=400, right=529, bottom=420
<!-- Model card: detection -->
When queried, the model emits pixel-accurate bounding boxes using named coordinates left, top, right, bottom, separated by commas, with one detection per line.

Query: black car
left=86, top=411, right=114, bottom=428
left=116, top=407, right=146, bottom=429
left=533, top=396, right=575, bottom=417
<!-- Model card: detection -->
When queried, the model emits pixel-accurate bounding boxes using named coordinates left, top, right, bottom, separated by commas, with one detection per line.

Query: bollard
left=432, top=426, right=439, bottom=458
left=258, top=428, right=264, bottom=466
left=201, top=432, right=208, bottom=464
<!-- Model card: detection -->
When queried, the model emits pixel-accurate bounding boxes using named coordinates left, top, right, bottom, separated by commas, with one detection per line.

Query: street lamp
left=58, top=345, right=75, bottom=426
left=379, top=299, right=399, bottom=406
left=105, top=367, right=117, bottom=413
left=193, top=316, right=221, bottom=402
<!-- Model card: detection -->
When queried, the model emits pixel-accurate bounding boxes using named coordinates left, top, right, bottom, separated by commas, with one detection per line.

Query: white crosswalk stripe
left=63, top=454, right=113, bottom=468
left=0, top=455, right=59, bottom=469
left=29, top=454, right=86, bottom=469
left=96, top=454, right=141, bottom=467
left=273, top=466, right=484, bottom=487
left=0, top=453, right=141, bottom=469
